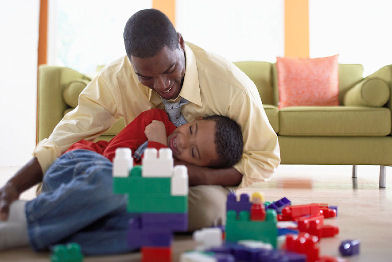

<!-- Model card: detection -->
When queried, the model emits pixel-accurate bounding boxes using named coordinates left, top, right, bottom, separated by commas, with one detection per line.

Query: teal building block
left=51, top=243, right=83, bottom=262
left=225, top=209, right=278, bottom=248
left=127, top=195, right=188, bottom=213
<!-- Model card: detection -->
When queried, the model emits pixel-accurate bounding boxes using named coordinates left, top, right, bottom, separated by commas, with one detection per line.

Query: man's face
left=167, top=119, right=219, bottom=167
left=131, top=44, right=186, bottom=100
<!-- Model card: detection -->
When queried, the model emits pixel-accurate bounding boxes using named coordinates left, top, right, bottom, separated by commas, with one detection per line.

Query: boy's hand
left=0, top=182, right=20, bottom=221
left=145, top=120, right=167, bottom=146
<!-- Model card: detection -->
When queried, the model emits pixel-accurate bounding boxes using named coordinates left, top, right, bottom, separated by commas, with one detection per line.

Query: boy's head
left=167, top=116, right=243, bottom=168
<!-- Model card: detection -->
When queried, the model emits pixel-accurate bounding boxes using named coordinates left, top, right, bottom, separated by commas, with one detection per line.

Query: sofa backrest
left=236, top=62, right=364, bottom=106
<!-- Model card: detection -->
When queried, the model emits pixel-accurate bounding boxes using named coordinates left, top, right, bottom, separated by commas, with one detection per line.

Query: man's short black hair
left=123, top=9, right=179, bottom=58
left=204, top=115, right=244, bottom=168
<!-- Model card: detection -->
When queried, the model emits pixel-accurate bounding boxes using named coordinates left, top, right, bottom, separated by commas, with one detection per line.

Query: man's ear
left=177, top=32, right=185, bottom=50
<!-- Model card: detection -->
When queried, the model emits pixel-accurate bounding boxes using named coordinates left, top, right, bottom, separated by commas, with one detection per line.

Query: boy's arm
left=0, top=157, right=43, bottom=220
left=174, top=159, right=243, bottom=187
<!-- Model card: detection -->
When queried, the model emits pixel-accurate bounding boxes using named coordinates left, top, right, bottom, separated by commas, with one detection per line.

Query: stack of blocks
left=225, top=192, right=278, bottom=248
left=113, top=148, right=188, bottom=262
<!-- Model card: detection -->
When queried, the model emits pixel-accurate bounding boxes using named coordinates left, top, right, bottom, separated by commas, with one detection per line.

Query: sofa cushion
left=279, top=106, right=391, bottom=136
left=344, top=78, right=390, bottom=107
left=263, top=105, right=279, bottom=133
left=276, top=55, right=339, bottom=108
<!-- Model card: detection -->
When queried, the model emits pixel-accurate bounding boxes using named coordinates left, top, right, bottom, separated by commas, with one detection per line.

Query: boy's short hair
left=123, top=9, right=179, bottom=58
left=204, top=115, right=244, bottom=168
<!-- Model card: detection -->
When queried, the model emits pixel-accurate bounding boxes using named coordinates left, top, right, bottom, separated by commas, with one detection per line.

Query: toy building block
left=238, top=240, right=272, bottom=250
left=278, top=228, right=299, bottom=236
left=250, top=203, right=266, bottom=221
left=127, top=194, right=187, bottom=213
left=141, top=230, right=173, bottom=247
left=141, top=213, right=188, bottom=231
left=328, top=206, right=338, bottom=216
left=280, top=204, right=321, bottom=221
left=267, top=197, right=291, bottom=214
left=226, top=193, right=252, bottom=215
left=112, top=148, right=133, bottom=177
left=193, top=228, right=223, bottom=250
left=142, top=148, right=173, bottom=177
left=180, top=251, right=234, bottom=262
left=225, top=209, right=278, bottom=248
left=317, top=255, right=339, bottom=262
left=285, top=232, right=320, bottom=262
left=142, top=246, right=171, bottom=262
left=297, top=215, right=339, bottom=238
left=51, top=243, right=83, bottom=262
left=171, top=165, right=188, bottom=196
left=320, top=206, right=337, bottom=218
left=339, top=239, right=360, bottom=256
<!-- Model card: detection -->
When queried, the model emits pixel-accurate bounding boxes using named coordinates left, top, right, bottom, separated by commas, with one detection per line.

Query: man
left=0, top=9, right=280, bottom=231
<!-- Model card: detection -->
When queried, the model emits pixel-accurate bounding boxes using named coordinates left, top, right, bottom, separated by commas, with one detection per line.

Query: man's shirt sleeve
left=33, top=73, right=118, bottom=174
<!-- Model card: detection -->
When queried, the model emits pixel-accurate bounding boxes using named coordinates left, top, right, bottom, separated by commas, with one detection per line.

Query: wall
left=0, top=0, right=39, bottom=166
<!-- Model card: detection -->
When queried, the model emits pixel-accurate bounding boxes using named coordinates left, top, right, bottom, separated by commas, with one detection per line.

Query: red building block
left=281, top=204, right=321, bottom=221
left=142, top=247, right=171, bottom=262
left=285, top=233, right=320, bottom=262
left=250, top=203, right=266, bottom=221
left=297, top=215, right=339, bottom=238
left=320, top=207, right=337, bottom=218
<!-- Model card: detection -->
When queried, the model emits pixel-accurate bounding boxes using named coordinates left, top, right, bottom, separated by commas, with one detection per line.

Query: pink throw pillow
left=276, top=55, right=339, bottom=108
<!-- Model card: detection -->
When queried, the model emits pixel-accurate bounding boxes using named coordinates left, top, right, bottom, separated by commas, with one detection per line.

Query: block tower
left=113, top=148, right=188, bottom=262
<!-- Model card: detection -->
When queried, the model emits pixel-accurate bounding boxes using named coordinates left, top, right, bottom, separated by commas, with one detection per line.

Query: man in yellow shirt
left=0, top=9, right=279, bottom=233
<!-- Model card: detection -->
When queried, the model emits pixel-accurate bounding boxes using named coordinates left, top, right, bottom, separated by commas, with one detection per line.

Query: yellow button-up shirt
left=34, top=43, right=280, bottom=188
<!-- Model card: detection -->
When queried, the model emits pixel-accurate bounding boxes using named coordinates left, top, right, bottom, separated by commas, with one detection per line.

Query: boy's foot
left=0, top=200, right=29, bottom=249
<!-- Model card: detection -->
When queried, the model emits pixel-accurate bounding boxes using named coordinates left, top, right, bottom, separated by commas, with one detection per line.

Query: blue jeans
left=26, top=150, right=137, bottom=255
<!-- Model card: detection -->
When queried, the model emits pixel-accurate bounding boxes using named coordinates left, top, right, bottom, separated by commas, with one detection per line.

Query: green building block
left=51, top=243, right=83, bottom=262
left=127, top=195, right=188, bottom=213
left=225, top=209, right=277, bottom=248
left=113, top=165, right=171, bottom=195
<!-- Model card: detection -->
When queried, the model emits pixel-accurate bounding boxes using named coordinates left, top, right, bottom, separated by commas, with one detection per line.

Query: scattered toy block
left=226, top=193, right=252, bottom=215
left=142, top=148, right=173, bottom=177
left=281, top=204, right=321, bottom=221
left=339, top=239, right=360, bottom=256
left=297, top=215, right=339, bottom=238
left=193, top=228, right=223, bottom=250
left=285, top=233, right=320, bottom=262
left=250, top=203, right=266, bottom=221
left=142, top=246, right=171, bottom=262
left=112, top=148, right=133, bottom=177
left=51, top=243, right=83, bottom=262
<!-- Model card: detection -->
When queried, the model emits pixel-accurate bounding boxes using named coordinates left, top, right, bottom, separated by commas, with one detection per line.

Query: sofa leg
left=379, top=165, right=386, bottom=189
left=352, top=165, right=357, bottom=178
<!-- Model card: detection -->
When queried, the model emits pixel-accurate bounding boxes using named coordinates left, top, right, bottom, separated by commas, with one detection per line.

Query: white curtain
left=309, top=0, right=392, bottom=76
left=176, top=0, right=284, bottom=63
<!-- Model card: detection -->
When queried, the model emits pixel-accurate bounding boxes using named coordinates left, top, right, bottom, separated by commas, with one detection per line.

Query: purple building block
left=214, top=253, right=235, bottom=262
left=141, top=230, right=173, bottom=247
left=226, top=193, right=252, bottom=215
left=329, top=205, right=338, bottom=216
left=267, top=197, right=291, bottom=214
left=141, top=213, right=188, bottom=231
left=127, top=217, right=142, bottom=248
left=339, top=239, right=360, bottom=256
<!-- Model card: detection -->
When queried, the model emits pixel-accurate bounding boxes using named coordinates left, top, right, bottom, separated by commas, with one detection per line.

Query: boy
left=0, top=109, right=243, bottom=255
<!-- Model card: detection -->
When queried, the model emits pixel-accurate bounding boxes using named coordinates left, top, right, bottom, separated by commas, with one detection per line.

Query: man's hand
left=0, top=182, right=20, bottom=221
left=145, top=120, right=167, bottom=145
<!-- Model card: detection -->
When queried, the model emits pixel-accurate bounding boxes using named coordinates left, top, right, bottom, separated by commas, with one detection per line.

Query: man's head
left=124, top=9, right=185, bottom=100
left=167, top=116, right=243, bottom=168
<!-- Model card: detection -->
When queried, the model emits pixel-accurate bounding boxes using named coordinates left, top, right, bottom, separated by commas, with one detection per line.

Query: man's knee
left=188, top=185, right=229, bottom=231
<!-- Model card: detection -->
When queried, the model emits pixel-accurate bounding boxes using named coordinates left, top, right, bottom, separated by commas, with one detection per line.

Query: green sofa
left=37, top=63, right=392, bottom=188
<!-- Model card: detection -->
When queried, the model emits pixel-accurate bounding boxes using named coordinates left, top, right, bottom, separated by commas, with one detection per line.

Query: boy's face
left=167, top=119, right=219, bottom=167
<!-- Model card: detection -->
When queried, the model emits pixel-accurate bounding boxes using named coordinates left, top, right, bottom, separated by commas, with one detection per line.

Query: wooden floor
left=0, top=165, right=391, bottom=261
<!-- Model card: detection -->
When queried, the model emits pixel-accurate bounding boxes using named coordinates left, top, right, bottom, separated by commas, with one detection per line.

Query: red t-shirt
left=66, top=109, right=176, bottom=163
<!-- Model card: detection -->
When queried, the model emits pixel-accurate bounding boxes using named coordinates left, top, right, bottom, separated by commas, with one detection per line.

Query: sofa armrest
left=343, top=77, right=390, bottom=107
left=37, top=65, right=91, bottom=143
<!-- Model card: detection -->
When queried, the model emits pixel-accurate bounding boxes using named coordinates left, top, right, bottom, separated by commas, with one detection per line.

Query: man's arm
left=0, top=157, right=43, bottom=220
left=175, top=159, right=242, bottom=186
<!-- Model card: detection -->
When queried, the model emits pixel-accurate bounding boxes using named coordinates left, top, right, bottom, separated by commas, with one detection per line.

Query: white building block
left=238, top=240, right=273, bottom=250
left=171, top=165, right=188, bottom=196
left=142, top=148, right=173, bottom=177
left=193, top=228, right=223, bottom=251
left=180, top=252, right=216, bottom=262
left=112, top=148, right=133, bottom=177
